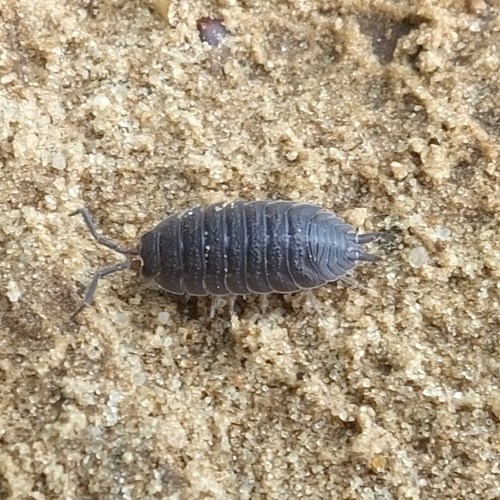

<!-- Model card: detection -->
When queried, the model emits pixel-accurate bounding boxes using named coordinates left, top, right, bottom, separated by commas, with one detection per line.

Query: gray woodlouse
left=71, top=200, right=380, bottom=318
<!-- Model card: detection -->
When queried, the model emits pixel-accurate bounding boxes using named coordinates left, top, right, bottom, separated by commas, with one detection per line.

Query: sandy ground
left=0, top=0, right=499, bottom=498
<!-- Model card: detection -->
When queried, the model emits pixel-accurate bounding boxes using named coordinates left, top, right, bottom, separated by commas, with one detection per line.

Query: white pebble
left=89, top=94, right=111, bottom=108
left=157, top=311, right=170, bottom=325
left=6, top=280, right=22, bottom=302
left=409, top=246, right=429, bottom=268
left=52, top=151, right=67, bottom=170
left=434, top=226, right=451, bottom=241
left=470, top=21, right=481, bottom=32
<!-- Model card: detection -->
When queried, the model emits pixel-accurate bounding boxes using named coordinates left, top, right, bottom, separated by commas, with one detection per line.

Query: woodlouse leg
left=228, top=296, right=236, bottom=317
left=71, top=207, right=138, bottom=255
left=72, top=261, right=130, bottom=320
left=260, top=294, right=268, bottom=315
left=306, top=291, right=324, bottom=318
left=210, top=297, right=219, bottom=319
left=340, top=275, right=369, bottom=291
left=179, top=293, right=190, bottom=315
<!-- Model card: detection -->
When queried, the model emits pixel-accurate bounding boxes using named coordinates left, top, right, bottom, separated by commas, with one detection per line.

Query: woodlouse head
left=138, top=230, right=160, bottom=279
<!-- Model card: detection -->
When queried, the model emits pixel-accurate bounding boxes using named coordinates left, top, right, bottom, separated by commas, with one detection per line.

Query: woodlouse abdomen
left=71, top=200, right=379, bottom=318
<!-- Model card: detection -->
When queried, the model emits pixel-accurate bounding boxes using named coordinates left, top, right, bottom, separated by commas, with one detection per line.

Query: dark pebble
left=196, top=17, right=229, bottom=47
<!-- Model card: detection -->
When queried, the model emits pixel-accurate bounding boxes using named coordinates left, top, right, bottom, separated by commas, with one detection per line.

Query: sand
left=0, top=0, right=499, bottom=498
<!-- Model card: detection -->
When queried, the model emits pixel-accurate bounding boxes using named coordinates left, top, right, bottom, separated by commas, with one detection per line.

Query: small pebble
left=52, top=151, right=67, bottom=170
left=467, top=0, right=487, bottom=14
left=157, top=311, right=170, bottom=324
left=153, top=0, right=170, bottom=20
left=391, top=161, right=409, bottom=180
left=196, top=17, right=229, bottom=47
left=409, top=246, right=429, bottom=268
left=7, top=280, right=22, bottom=302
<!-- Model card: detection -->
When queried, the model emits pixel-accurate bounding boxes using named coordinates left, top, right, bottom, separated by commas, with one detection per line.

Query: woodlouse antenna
left=70, top=207, right=139, bottom=320
left=71, top=261, right=131, bottom=320
left=70, top=208, right=139, bottom=255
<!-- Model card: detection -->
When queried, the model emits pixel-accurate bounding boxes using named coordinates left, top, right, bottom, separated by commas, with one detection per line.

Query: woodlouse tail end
left=348, top=232, right=382, bottom=245
left=347, top=232, right=382, bottom=264
left=356, top=251, right=382, bottom=263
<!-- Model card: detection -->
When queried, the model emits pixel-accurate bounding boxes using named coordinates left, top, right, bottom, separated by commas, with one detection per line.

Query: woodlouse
left=71, top=200, right=380, bottom=318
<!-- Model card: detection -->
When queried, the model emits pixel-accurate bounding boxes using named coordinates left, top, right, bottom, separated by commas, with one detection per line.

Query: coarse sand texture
left=0, top=0, right=498, bottom=498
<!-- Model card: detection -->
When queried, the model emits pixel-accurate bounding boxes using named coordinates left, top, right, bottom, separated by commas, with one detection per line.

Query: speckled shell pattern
left=139, top=200, right=366, bottom=296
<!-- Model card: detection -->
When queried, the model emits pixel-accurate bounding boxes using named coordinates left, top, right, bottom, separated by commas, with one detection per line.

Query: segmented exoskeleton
left=71, top=200, right=380, bottom=318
